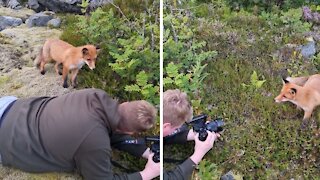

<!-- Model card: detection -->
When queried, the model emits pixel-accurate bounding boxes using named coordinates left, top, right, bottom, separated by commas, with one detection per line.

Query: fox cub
left=35, top=39, right=100, bottom=88
left=275, top=74, right=320, bottom=123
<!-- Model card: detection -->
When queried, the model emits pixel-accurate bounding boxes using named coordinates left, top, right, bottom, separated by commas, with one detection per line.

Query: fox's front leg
left=62, top=66, right=69, bottom=88
left=71, top=69, right=79, bottom=88
left=301, top=109, right=313, bottom=129
left=303, top=110, right=312, bottom=120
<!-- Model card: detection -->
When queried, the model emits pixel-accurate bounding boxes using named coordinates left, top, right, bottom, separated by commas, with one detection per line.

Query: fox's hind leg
left=39, top=44, right=52, bottom=75
left=40, top=61, right=47, bottom=75
left=62, top=65, right=69, bottom=88
left=55, top=63, right=62, bottom=75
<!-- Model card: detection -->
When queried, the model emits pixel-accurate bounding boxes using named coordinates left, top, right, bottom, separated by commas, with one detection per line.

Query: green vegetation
left=164, top=0, right=319, bottom=179
left=60, top=0, right=160, bottom=173
left=61, top=0, right=159, bottom=105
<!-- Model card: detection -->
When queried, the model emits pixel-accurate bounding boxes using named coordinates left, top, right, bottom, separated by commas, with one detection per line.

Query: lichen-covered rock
left=26, top=12, right=54, bottom=27
left=0, top=15, right=22, bottom=31
left=28, top=0, right=113, bottom=14
left=27, top=0, right=45, bottom=12
left=36, top=0, right=82, bottom=13
left=47, top=18, right=61, bottom=28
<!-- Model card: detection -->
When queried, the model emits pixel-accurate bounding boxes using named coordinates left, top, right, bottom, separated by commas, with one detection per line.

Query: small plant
left=196, top=160, right=221, bottom=180
left=163, top=4, right=217, bottom=110
left=241, top=71, right=266, bottom=90
left=125, top=71, right=159, bottom=104
left=61, top=4, right=160, bottom=104
left=79, top=0, right=90, bottom=13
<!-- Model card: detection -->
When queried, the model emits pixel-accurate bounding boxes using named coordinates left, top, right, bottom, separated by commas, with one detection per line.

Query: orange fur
left=275, top=74, right=320, bottom=120
left=35, top=39, right=100, bottom=88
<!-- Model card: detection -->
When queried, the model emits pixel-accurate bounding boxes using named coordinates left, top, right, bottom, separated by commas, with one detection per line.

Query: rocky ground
left=0, top=6, right=81, bottom=180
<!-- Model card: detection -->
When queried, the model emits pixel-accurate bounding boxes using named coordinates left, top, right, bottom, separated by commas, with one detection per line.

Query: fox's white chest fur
left=69, top=59, right=85, bottom=70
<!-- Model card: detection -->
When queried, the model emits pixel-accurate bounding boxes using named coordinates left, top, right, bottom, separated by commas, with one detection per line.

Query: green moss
left=0, top=76, right=9, bottom=86
left=165, top=1, right=320, bottom=178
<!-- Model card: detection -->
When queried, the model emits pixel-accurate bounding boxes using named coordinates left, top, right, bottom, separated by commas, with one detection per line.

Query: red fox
left=274, top=74, right=320, bottom=122
left=35, top=39, right=100, bottom=88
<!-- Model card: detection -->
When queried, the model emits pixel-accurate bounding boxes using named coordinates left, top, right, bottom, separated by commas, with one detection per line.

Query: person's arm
left=164, top=124, right=192, bottom=144
left=74, top=130, right=142, bottom=180
left=189, top=132, right=219, bottom=165
left=111, top=134, right=149, bottom=158
left=163, top=158, right=196, bottom=180
left=163, top=132, right=220, bottom=180
left=75, top=148, right=142, bottom=180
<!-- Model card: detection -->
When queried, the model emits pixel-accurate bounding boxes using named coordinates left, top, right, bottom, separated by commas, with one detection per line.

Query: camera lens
left=198, top=129, right=208, bottom=141
left=206, top=119, right=224, bottom=133
left=153, top=153, right=160, bottom=163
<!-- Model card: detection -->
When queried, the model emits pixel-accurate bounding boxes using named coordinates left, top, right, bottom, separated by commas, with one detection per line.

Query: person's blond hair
left=163, top=89, right=193, bottom=126
left=118, top=100, right=157, bottom=132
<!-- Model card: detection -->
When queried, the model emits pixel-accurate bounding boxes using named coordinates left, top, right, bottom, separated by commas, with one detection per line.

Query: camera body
left=189, top=114, right=224, bottom=141
left=145, top=136, right=160, bottom=163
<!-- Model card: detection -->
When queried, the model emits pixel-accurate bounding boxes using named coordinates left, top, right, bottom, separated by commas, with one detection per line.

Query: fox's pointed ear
left=95, top=45, right=101, bottom=54
left=82, top=48, right=89, bottom=56
left=282, top=77, right=289, bottom=84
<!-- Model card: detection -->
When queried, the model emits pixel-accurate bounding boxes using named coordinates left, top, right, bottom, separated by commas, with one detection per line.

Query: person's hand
left=140, top=153, right=160, bottom=180
left=190, top=131, right=219, bottom=165
left=141, top=147, right=151, bottom=159
left=187, top=129, right=196, bottom=141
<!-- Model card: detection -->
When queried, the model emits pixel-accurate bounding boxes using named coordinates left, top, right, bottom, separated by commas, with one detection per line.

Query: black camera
left=189, top=114, right=224, bottom=141
left=145, top=136, right=160, bottom=163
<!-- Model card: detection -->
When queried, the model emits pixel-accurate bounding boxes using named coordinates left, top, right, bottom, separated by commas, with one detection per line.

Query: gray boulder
left=221, top=171, right=235, bottom=180
left=0, top=16, right=22, bottom=31
left=0, top=0, right=22, bottom=9
left=37, top=0, right=82, bottom=13
left=27, top=0, right=45, bottom=12
left=86, top=0, right=112, bottom=13
left=6, top=0, right=21, bottom=9
left=221, top=171, right=243, bottom=180
left=47, top=18, right=61, bottom=28
left=27, top=0, right=112, bottom=14
left=296, top=36, right=316, bottom=59
left=26, top=12, right=54, bottom=27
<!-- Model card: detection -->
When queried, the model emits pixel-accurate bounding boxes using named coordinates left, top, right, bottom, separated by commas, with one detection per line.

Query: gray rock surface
left=47, top=18, right=61, bottom=28
left=27, top=0, right=112, bottom=14
left=27, top=0, right=44, bottom=12
left=26, top=12, right=54, bottom=27
left=0, top=0, right=22, bottom=9
left=0, top=15, right=22, bottom=31
left=6, top=0, right=21, bottom=9
left=37, top=0, right=82, bottom=13
left=220, top=171, right=235, bottom=180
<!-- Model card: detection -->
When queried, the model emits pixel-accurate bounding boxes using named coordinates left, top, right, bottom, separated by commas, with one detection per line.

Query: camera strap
left=111, top=160, right=138, bottom=173
left=164, top=124, right=189, bottom=139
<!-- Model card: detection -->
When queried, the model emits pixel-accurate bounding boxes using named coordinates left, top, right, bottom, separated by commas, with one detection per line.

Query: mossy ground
left=164, top=3, right=319, bottom=179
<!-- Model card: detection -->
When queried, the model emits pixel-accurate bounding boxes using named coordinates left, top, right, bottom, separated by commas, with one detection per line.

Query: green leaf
left=125, top=84, right=140, bottom=92
left=136, top=71, right=149, bottom=87
left=255, top=80, right=266, bottom=88
left=250, top=71, right=258, bottom=83
left=165, top=62, right=179, bottom=77
left=163, top=77, right=174, bottom=85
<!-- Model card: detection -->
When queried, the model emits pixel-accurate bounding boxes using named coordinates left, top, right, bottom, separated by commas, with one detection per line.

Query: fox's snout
left=89, top=65, right=95, bottom=70
left=274, top=97, right=281, bottom=103
left=86, top=61, right=96, bottom=70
